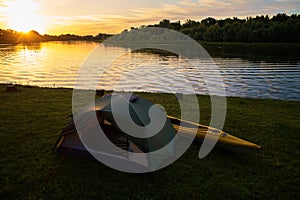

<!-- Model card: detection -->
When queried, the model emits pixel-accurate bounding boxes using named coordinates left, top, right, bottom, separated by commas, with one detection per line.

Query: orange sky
left=0, top=0, right=299, bottom=35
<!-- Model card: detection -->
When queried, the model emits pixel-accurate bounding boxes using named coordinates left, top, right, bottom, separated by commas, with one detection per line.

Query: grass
left=0, top=84, right=299, bottom=199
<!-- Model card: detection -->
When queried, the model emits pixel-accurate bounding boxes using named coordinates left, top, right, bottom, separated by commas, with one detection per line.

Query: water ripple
left=0, top=42, right=299, bottom=100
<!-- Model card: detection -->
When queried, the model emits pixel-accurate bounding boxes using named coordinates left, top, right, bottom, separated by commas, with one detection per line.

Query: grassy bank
left=0, top=84, right=299, bottom=199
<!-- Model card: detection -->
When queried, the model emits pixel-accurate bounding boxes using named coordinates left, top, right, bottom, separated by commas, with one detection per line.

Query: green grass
left=0, top=84, right=299, bottom=199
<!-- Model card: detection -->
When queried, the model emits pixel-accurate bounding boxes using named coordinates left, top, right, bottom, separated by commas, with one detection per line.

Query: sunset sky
left=0, top=0, right=299, bottom=35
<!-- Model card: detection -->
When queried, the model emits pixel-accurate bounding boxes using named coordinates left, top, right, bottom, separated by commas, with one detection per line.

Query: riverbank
left=1, top=84, right=299, bottom=199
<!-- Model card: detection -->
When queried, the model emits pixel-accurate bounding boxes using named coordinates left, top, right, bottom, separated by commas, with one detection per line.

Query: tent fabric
left=55, top=93, right=176, bottom=166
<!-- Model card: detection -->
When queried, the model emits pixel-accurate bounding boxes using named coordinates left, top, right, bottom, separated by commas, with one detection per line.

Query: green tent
left=55, top=93, right=176, bottom=171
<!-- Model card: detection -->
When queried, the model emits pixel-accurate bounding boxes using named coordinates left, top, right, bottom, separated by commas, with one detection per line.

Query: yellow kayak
left=168, top=116, right=261, bottom=152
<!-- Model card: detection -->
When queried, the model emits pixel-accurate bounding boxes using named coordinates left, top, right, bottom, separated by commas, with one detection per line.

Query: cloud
left=2, top=0, right=299, bottom=34
left=0, top=1, right=7, bottom=17
left=131, top=0, right=300, bottom=21
left=90, top=0, right=299, bottom=34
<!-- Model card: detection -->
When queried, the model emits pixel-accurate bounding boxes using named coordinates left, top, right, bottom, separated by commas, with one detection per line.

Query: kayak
left=168, top=115, right=261, bottom=152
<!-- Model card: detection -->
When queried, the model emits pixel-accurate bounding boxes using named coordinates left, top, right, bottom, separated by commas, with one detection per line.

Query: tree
left=272, top=13, right=288, bottom=22
left=159, top=19, right=171, bottom=28
left=201, top=17, right=217, bottom=26
left=182, top=19, right=200, bottom=28
left=170, top=21, right=181, bottom=30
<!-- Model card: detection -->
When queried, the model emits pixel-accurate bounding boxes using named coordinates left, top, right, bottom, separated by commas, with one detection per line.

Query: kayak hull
left=168, top=116, right=261, bottom=152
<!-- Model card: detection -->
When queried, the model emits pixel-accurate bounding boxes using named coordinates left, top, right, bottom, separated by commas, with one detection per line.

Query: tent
left=55, top=93, right=176, bottom=171
left=55, top=93, right=261, bottom=171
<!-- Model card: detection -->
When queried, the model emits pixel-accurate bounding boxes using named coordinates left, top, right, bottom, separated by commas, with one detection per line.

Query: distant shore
left=1, top=13, right=300, bottom=45
left=1, top=39, right=300, bottom=46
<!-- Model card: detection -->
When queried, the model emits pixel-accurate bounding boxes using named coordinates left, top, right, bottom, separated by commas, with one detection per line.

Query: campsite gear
left=55, top=93, right=176, bottom=170
left=168, top=116, right=261, bottom=152
left=55, top=93, right=260, bottom=162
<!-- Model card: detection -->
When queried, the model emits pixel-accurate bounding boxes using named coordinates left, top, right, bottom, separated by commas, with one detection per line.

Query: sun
left=5, top=0, right=45, bottom=33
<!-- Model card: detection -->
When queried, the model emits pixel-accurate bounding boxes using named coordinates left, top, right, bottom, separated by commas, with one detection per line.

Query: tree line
left=136, top=13, right=300, bottom=43
left=0, top=29, right=112, bottom=44
left=0, top=13, right=299, bottom=44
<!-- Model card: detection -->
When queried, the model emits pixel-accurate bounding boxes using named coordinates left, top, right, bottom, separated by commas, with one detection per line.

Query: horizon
left=0, top=0, right=299, bottom=35
left=2, top=13, right=299, bottom=37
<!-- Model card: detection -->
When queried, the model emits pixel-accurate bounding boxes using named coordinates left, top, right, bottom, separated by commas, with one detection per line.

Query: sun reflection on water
left=0, top=41, right=299, bottom=100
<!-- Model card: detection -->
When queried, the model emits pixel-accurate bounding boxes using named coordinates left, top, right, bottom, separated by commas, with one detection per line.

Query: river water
left=0, top=41, right=299, bottom=100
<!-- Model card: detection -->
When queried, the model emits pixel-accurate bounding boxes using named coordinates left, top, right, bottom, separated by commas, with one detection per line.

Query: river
left=0, top=41, right=299, bottom=100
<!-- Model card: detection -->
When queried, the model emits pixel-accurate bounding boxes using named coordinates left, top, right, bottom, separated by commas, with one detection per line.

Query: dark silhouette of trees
left=149, top=13, right=300, bottom=43
left=1, top=13, right=299, bottom=44
left=0, top=29, right=112, bottom=44
left=159, top=19, right=171, bottom=28
left=18, top=30, right=43, bottom=42
left=201, top=17, right=217, bottom=26
left=182, top=19, right=200, bottom=28
left=170, top=21, right=181, bottom=31
left=94, top=33, right=110, bottom=41
left=0, top=29, right=19, bottom=44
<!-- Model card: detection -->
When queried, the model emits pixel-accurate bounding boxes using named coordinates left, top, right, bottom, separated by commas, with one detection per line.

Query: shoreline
left=1, top=83, right=299, bottom=102
left=2, top=40, right=300, bottom=46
